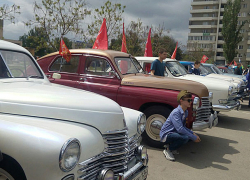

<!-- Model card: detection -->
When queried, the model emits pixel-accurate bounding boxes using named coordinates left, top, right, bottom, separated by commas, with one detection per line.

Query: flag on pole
left=171, top=42, right=178, bottom=59
left=92, top=18, right=108, bottom=50
left=200, top=55, right=209, bottom=63
left=121, top=22, right=127, bottom=53
left=59, top=38, right=71, bottom=63
left=144, top=28, right=152, bottom=57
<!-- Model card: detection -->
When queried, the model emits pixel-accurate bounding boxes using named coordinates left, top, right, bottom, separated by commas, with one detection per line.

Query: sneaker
left=172, top=150, right=179, bottom=155
left=163, top=149, right=175, bottom=161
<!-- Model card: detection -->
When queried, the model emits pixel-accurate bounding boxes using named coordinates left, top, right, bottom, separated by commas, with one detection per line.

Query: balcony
left=190, top=9, right=219, bottom=13
left=189, top=25, right=217, bottom=29
left=191, top=1, right=219, bottom=6
left=217, top=48, right=224, bottom=52
left=247, top=49, right=250, bottom=53
left=216, top=56, right=226, bottom=60
left=217, top=40, right=225, bottom=44
left=248, top=40, right=250, bottom=44
left=189, top=17, right=218, bottom=21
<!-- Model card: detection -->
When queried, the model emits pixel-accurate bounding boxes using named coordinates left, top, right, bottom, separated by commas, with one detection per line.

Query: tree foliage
left=109, top=20, right=183, bottom=58
left=26, top=0, right=90, bottom=51
left=87, top=0, right=126, bottom=44
left=222, top=0, right=245, bottom=63
left=0, top=4, right=20, bottom=22
left=19, top=27, right=72, bottom=57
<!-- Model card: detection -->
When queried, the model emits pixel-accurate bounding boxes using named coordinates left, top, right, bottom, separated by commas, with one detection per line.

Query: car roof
left=135, top=57, right=177, bottom=62
left=0, top=40, right=32, bottom=56
left=179, top=61, right=194, bottom=65
left=38, top=49, right=130, bottom=61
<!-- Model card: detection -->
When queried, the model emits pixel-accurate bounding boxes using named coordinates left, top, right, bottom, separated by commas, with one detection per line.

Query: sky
left=2, top=0, right=192, bottom=50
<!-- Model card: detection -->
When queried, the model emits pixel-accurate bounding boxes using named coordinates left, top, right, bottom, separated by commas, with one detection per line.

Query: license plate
left=133, top=167, right=148, bottom=180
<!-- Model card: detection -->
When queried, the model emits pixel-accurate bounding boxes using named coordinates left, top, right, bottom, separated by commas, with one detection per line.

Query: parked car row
left=1, top=40, right=247, bottom=180
left=37, top=49, right=213, bottom=148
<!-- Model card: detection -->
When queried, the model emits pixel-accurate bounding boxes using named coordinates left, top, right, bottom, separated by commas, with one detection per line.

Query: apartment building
left=187, top=0, right=250, bottom=66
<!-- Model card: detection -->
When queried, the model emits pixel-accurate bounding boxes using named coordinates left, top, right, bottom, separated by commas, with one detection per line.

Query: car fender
left=0, top=113, right=104, bottom=180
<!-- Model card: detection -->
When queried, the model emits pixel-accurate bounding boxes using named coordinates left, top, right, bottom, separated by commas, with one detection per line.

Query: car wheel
left=143, top=105, right=171, bottom=148
left=0, top=155, right=26, bottom=180
left=0, top=168, right=15, bottom=180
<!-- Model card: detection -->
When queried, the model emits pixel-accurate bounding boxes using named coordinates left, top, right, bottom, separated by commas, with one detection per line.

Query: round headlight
left=59, top=138, right=81, bottom=172
left=99, top=169, right=114, bottom=180
left=228, top=86, right=233, bottom=95
left=192, top=97, right=200, bottom=111
left=137, top=113, right=146, bottom=134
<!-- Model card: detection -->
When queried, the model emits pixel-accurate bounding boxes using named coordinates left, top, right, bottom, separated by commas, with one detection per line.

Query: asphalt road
left=143, top=97, right=250, bottom=180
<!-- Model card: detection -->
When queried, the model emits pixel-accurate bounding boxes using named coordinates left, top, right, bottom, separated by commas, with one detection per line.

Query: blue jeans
left=164, top=133, right=189, bottom=151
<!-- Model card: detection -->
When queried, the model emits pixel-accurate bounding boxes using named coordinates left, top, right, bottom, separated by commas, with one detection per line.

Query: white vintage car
left=136, top=57, right=241, bottom=113
left=0, top=40, right=148, bottom=180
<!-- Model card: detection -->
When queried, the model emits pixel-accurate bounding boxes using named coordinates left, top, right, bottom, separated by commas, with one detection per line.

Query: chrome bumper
left=193, top=111, right=218, bottom=131
left=213, top=100, right=241, bottom=112
left=118, top=162, right=148, bottom=180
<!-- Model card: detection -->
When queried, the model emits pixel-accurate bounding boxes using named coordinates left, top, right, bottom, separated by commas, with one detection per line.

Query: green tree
left=222, top=0, right=245, bottom=63
left=87, top=0, right=126, bottom=45
left=26, top=0, right=90, bottom=51
left=19, top=27, right=72, bottom=57
left=0, top=4, right=20, bottom=22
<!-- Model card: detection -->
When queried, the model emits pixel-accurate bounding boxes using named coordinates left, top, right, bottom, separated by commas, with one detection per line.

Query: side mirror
left=52, top=73, right=61, bottom=79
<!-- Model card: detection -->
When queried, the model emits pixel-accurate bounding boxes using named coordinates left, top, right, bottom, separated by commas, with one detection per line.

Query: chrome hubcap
left=146, top=114, right=166, bottom=141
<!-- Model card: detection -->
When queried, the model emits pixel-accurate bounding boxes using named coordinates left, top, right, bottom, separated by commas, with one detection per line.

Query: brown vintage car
left=38, top=49, right=213, bottom=147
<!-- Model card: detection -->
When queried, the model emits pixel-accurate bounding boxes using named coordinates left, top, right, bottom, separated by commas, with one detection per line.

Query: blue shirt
left=191, top=68, right=200, bottom=75
left=151, top=59, right=165, bottom=76
left=160, top=105, right=197, bottom=141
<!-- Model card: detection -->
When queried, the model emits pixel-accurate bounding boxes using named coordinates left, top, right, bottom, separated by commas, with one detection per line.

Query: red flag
left=92, top=18, right=108, bottom=50
left=171, top=42, right=178, bottom=59
left=200, top=55, right=209, bottom=63
left=144, top=28, right=152, bottom=57
left=59, top=38, right=71, bottom=62
left=121, top=22, right=127, bottom=53
left=234, top=60, right=237, bottom=66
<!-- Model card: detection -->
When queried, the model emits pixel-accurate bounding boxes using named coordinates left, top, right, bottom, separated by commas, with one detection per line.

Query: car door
left=76, top=55, right=121, bottom=102
left=46, top=55, right=80, bottom=88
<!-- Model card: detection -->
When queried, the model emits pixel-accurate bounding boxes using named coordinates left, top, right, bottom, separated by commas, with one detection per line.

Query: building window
left=248, top=45, right=250, bottom=49
left=242, top=12, right=246, bottom=17
left=238, top=54, right=243, bottom=57
left=247, top=53, right=250, bottom=58
left=243, top=4, right=247, bottom=8
left=204, top=6, right=209, bottom=9
left=239, top=45, right=243, bottom=49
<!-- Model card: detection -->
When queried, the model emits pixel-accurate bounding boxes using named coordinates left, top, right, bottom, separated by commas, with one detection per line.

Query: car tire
left=0, top=155, right=26, bottom=180
left=143, top=105, right=171, bottom=148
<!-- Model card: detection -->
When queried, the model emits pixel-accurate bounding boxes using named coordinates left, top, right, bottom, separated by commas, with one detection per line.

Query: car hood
left=178, top=74, right=232, bottom=91
left=206, top=73, right=242, bottom=84
left=122, top=73, right=209, bottom=97
left=0, top=80, right=125, bottom=133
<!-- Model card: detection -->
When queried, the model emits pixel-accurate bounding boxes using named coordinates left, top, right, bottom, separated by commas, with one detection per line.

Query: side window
left=50, top=56, right=79, bottom=73
left=85, top=57, right=113, bottom=76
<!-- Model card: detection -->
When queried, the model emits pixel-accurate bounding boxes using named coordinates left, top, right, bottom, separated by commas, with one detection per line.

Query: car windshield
left=115, top=57, right=145, bottom=75
left=165, top=61, right=187, bottom=77
left=199, top=64, right=210, bottom=75
left=0, top=50, right=43, bottom=78
left=211, top=65, right=223, bottom=74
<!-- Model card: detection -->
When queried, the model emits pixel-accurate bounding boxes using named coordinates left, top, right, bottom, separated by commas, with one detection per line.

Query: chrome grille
left=196, top=97, right=211, bottom=121
left=77, top=128, right=140, bottom=180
